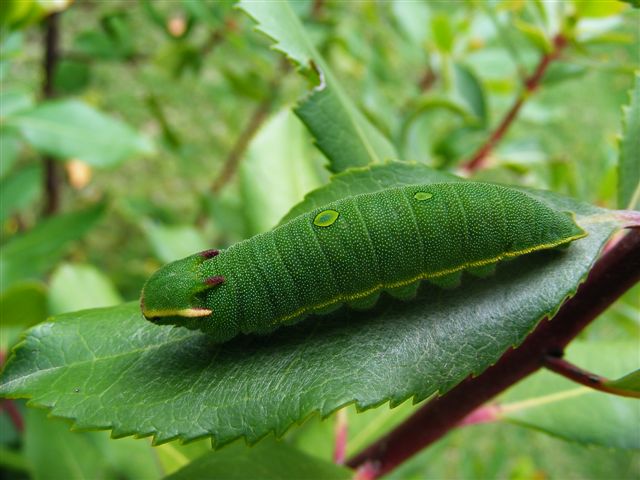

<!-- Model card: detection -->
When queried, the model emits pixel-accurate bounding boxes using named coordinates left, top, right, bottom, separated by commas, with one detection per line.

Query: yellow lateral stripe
left=145, top=307, right=212, bottom=318
left=272, top=230, right=588, bottom=326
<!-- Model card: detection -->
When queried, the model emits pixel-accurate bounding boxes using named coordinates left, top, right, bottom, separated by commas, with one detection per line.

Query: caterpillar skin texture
left=140, top=183, right=587, bottom=342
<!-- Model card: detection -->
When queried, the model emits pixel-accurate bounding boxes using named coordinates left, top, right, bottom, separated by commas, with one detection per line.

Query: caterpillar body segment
left=140, top=182, right=587, bottom=343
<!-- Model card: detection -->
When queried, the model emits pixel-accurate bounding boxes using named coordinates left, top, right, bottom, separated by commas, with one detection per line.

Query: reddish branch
left=42, top=13, right=61, bottom=216
left=210, top=96, right=274, bottom=193
left=543, top=355, right=640, bottom=399
left=311, top=0, right=325, bottom=19
left=0, top=352, right=23, bottom=433
left=0, top=401, right=24, bottom=433
left=333, top=409, right=348, bottom=464
left=418, top=66, right=437, bottom=92
left=347, top=229, right=640, bottom=477
left=462, top=34, right=568, bottom=173
left=210, top=63, right=288, bottom=193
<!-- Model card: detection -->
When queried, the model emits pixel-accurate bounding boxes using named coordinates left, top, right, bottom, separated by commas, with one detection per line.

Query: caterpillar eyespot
left=314, top=209, right=339, bottom=227
left=414, top=192, right=433, bottom=201
left=140, top=182, right=587, bottom=343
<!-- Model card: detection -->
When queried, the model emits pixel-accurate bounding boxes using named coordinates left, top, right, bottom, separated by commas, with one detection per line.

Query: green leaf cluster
left=0, top=1, right=638, bottom=478
left=0, top=164, right=620, bottom=448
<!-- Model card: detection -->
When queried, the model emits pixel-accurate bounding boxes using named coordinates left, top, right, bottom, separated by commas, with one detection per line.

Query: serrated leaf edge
left=0, top=246, right=607, bottom=450
left=618, top=72, right=640, bottom=210
left=237, top=0, right=396, bottom=170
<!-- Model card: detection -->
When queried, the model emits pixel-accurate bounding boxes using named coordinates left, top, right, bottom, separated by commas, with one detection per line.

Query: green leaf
left=48, top=263, right=122, bottom=315
left=25, top=409, right=161, bottom=480
left=573, top=0, right=629, bottom=18
left=279, top=161, right=460, bottom=224
left=0, top=32, right=23, bottom=84
left=0, top=164, right=619, bottom=447
left=0, top=0, right=70, bottom=30
left=398, top=97, right=472, bottom=162
left=146, top=94, right=182, bottom=149
left=53, top=60, right=91, bottom=95
left=8, top=100, right=153, bottom=168
left=0, top=127, right=21, bottom=178
left=0, top=281, right=47, bottom=328
left=542, top=63, right=588, bottom=86
left=0, top=203, right=105, bottom=292
left=0, top=165, right=41, bottom=223
left=154, top=440, right=211, bottom=477
left=620, top=0, right=640, bottom=8
left=0, top=446, right=29, bottom=474
left=431, top=13, right=455, bottom=53
left=165, top=440, right=350, bottom=480
left=453, top=63, right=488, bottom=126
left=239, top=109, right=325, bottom=235
left=0, top=31, right=22, bottom=68
left=73, top=13, right=135, bottom=61
left=239, top=0, right=398, bottom=173
left=202, top=193, right=249, bottom=246
left=74, top=31, right=120, bottom=60
left=498, top=342, right=640, bottom=449
left=182, top=0, right=227, bottom=27
left=391, top=421, right=639, bottom=480
left=0, top=0, right=45, bottom=30
left=0, top=88, right=34, bottom=120
left=605, top=369, right=640, bottom=393
left=25, top=409, right=105, bottom=480
left=391, top=0, right=431, bottom=45
left=618, top=72, right=640, bottom=209
left=295, top=88, right=398, bottom=173
left=514, top=19, right=552, bottom=53
left=142, top=220, right=209, bottom=264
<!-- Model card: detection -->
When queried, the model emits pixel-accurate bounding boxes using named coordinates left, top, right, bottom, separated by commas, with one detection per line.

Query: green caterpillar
left=140, top=182, right=587, bottom=343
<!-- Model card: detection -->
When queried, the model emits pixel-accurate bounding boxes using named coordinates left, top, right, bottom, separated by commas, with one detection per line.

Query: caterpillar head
left=140, top=249, right=224, bottom=324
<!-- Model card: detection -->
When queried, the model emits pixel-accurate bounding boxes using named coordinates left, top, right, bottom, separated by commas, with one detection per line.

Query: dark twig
left=42, top=13, right=58, bottom=99
left=210, top=63, right=289, bottom=193
left=462, top=34, right=567, bottom=173
left=417, top=66, right=437, bottom=92
left=42, top=13, right=61, bottom=216
left=210, top=96, right=274, bottom=193
left=311, top=0, right=325, bottom=20
left=347, top=229, right=640, bottom=477
left=543, top=355, right=640, bottom=399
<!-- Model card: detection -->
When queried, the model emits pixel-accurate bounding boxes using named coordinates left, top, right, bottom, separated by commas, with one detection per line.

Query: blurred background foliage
left=0, top=0, right=638, bottom=479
